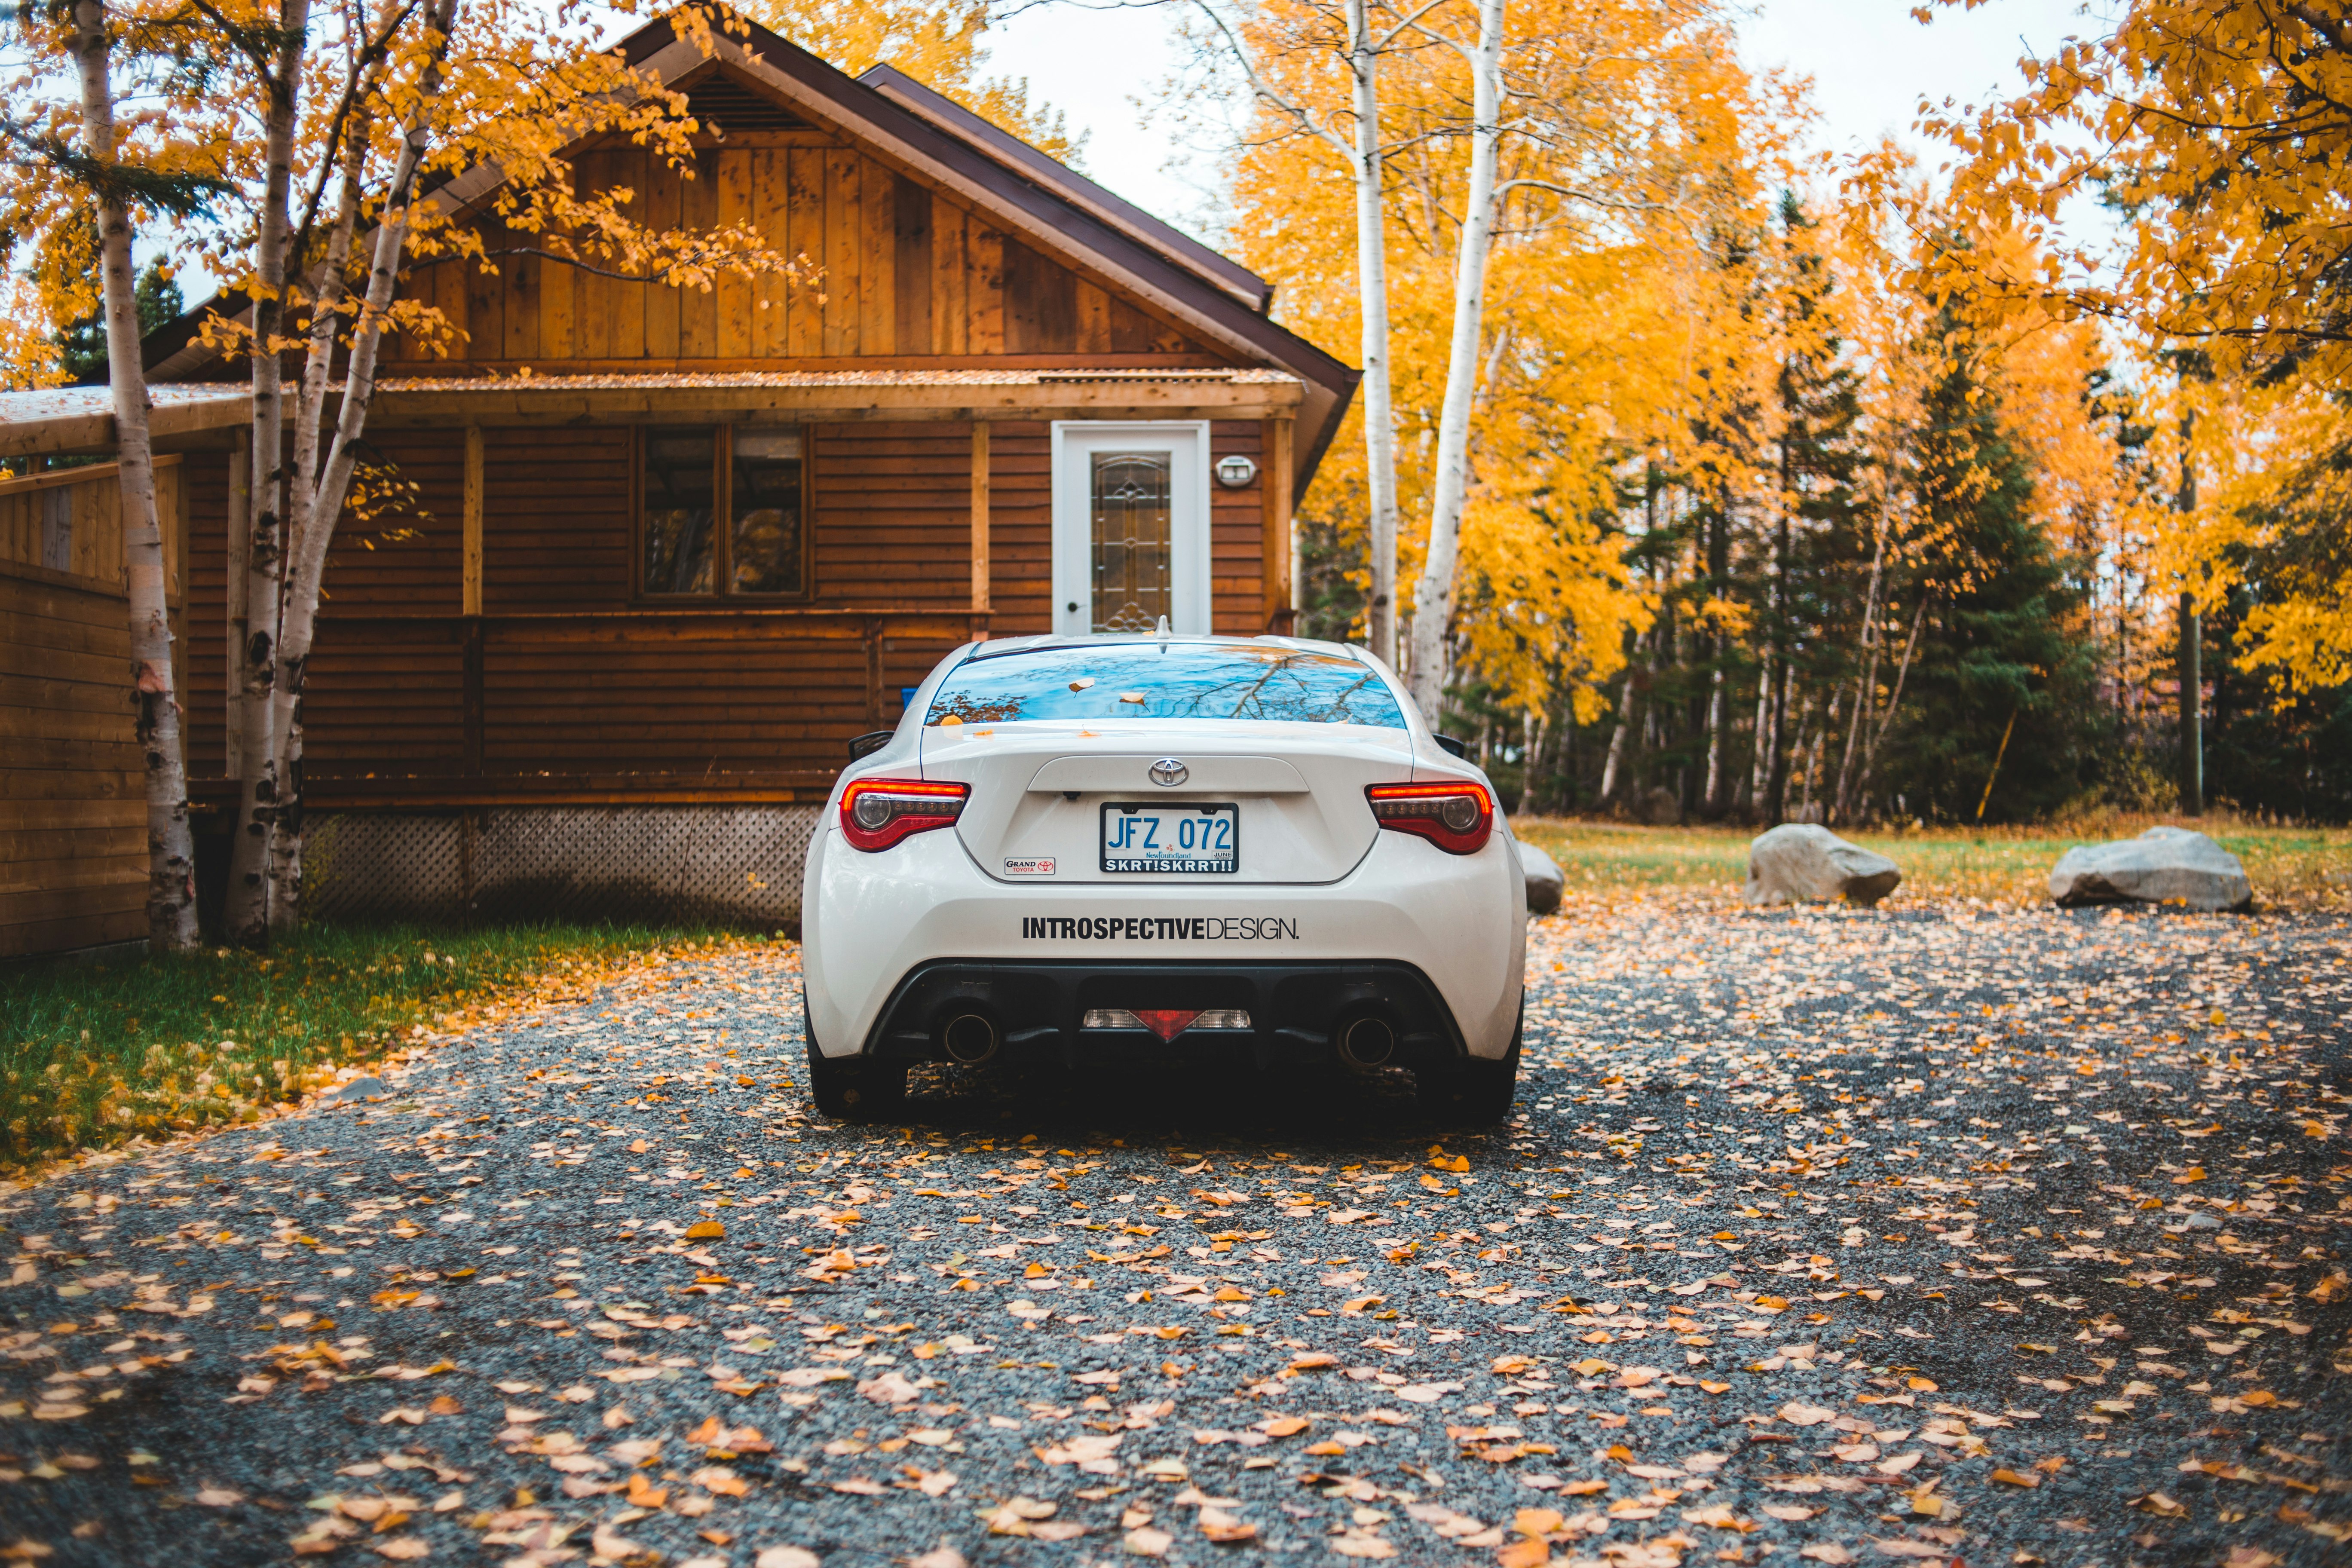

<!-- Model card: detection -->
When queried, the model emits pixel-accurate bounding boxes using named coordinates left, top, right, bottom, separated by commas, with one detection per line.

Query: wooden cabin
left=0, top=13, right=1356, bottom=952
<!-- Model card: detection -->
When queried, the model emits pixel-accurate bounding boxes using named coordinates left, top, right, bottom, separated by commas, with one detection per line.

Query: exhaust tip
left=1337, top=1014, right=1395, bottom=1069
left=942, top=1012, right=999, bottom=1066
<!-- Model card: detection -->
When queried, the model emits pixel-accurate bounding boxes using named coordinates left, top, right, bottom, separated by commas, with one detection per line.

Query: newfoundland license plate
left=1101, top=802, right=1239, bottom=874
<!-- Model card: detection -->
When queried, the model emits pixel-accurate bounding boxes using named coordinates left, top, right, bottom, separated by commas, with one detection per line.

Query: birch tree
left=1228, top=0, right=1771, bottom=744
left=1181, top=0, right=1414, bottom=664
left=1400, top=0, right=1503, bottom=718
left=0, top=0, right=224, bottom=946
left=208, top=0, right=820, bottom=941
left=79, top=0, right=204, bottom=947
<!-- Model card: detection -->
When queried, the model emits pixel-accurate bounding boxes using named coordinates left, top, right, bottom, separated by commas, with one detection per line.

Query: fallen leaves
left=1393, top=1382, right=1462, bottom=1404
left=1329, top=1531, right=1398, bottom=1559
left=1197, top=1508, right=1255, bottom=1544
left=855, top=1372, right=920, bottom=1406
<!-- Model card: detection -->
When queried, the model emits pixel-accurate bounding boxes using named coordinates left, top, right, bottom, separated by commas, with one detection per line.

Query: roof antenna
left=1155, top=613, right=1172, bottom=647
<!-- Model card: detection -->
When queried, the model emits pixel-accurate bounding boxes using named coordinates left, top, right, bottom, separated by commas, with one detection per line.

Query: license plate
left=1100, top=802, right=1239, bottom=874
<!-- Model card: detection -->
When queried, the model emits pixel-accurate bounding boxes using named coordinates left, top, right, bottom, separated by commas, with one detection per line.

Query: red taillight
left=1366, top=780, right=1494, bottom=855
left=839, top=777, right=968, bottom=851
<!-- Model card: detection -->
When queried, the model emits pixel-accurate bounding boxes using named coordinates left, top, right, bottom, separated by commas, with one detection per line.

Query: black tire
left=804, top=1035, right=906, bottom=1121
left=1416, top=1005, right=1523, bottom=1126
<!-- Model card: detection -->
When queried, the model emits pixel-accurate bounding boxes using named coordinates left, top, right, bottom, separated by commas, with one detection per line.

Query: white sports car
left=800, top=631, right=1526, bottom=1122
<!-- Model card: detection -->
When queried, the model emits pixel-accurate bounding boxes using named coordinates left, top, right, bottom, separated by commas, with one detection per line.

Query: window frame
left=633, top=421, right=816, bottom=603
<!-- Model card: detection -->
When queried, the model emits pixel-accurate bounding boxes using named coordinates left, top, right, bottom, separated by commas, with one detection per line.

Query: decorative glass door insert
left=1051, top=423, right=1209, bottom=636
left=1090, top=451, right=1173, bottom=632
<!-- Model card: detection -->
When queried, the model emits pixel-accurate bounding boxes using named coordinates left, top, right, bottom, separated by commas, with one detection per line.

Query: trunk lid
left=920, top=718, right=1414, bottom=885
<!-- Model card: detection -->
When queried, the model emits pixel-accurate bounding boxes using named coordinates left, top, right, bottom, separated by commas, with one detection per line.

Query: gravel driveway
left=2, top=897, right=2345, bottom=1568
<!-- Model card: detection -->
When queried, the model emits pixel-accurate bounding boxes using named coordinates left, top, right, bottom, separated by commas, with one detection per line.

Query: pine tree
left=58, top=255, right=180, bottom=383
left=1759, top=195, right=1865, bottom=824
left=1878, top=319, right=2098, bottom=821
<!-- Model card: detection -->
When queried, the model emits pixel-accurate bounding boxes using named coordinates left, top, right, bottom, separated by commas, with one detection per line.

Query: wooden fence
left=1, top=458, right=184, bottom=957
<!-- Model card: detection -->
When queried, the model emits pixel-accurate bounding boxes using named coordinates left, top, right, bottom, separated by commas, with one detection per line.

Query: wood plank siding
left=167, top=419, right=1276, bottom=804
left=387, top=112, right=1217, bottom=375
left=0, top=565, right=147, bottom=956
left=0, top=457, right=185, bottom=597
left=0, top=461, right=190, bottom=953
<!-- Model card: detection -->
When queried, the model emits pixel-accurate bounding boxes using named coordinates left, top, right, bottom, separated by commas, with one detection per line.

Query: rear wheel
left=804, top=1037, right=906, bottom=1121
left=1416, top=1008, right=1522, bottom=1126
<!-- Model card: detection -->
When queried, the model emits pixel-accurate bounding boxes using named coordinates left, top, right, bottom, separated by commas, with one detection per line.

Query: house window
left=640, top=425, right=807, bottom=598
left=1051, top=422, right=1209, bottom=635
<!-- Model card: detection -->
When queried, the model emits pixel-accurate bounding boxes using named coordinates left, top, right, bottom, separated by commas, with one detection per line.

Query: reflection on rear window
left=926, top=643, right=1407, bottom=728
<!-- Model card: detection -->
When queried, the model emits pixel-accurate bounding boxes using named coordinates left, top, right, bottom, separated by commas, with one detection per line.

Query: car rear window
left=926, top=643, right=1407, bottom=728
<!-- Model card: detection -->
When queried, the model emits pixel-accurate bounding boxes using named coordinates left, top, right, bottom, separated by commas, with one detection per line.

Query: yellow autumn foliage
left=1917, top=0, right=2352, bottom=699
left=1227, top=0, right=1794, bottom=716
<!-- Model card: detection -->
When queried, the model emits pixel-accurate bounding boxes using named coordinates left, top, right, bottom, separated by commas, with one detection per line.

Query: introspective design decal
left=1021, top=915, right=1300, bottom=940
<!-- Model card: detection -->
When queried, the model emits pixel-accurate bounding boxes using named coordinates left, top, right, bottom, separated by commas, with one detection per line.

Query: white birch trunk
left=1348, top=0, right=1401, bottom=666
left=1853, top=597, right=1928, bottom=813
left=260, top=0, right=459, bottom=928
left=1702, top=664, right=1725, bottom=810
left=1798, top=689, right=1828, bottom=820
left=1597, top=657, right=1636, bottom=804
left=1746, top=643, right=1774, bottom=808
left=224, top=0, right=313, bottom=945
left=265, top=101, right=372, bottom=936
left=1831, top=508, right=1888, bottom=823
left=74, top=0, right=199, bottom=950
left=1404, top=0, right=1506, bottom=720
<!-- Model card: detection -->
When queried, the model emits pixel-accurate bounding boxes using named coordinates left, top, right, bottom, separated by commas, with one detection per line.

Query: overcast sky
left=984, top=0, right=2104, bottom=241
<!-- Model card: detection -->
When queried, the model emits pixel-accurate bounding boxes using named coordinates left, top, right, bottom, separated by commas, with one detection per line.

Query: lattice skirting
left=302, top=808, right=820, bottom=928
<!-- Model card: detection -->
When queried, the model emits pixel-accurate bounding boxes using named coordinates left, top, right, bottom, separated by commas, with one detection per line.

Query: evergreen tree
left=58, top=256, right=180, bottom=383
left=1877, top=319, right=2098, bottom=821
left=1761, top=193, right=1865, bottom=824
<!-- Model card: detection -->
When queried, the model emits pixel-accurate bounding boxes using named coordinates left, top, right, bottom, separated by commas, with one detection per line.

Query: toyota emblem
left=1148, top=759, right=1189, bottom=787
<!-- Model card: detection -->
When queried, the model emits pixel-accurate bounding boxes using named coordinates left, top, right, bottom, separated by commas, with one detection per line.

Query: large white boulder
left=1518, top=840, right=1565, bottom=916
left=2049, top=826, right=2252, bottom=911
left=1745, top=823, right=1902, bottom=908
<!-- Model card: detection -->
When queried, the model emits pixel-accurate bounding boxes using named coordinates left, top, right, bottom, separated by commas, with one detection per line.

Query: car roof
left=960, top=632, right=1368, bottom=665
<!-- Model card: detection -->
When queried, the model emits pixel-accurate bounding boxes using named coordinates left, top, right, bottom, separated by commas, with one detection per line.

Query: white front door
left=1051, top=421, right=1211, bottom=636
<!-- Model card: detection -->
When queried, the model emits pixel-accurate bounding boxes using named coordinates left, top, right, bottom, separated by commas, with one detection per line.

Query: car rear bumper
left=854, top=959, right=1466, bottom=1070
left=804, top=823, right=1525, bottom=1062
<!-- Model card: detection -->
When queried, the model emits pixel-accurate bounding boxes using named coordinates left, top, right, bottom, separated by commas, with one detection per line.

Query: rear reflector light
left=1365, top=780, right=1494, bottom=855
left=839, top=777, right=968, bottom=851
left=1083, top=1008, right=1250, bottom=1039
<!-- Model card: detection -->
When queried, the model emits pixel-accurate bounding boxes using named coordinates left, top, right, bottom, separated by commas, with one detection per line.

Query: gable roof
left=143, top=8, right=1357, bottom=500
left=855, top=63, right=1272, bottom=317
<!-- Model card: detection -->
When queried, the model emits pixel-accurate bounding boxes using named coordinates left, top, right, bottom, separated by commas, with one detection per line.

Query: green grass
left=0, top=922, right=755, bottom=1173
left=1515, top=813, right=2352, bottom=909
